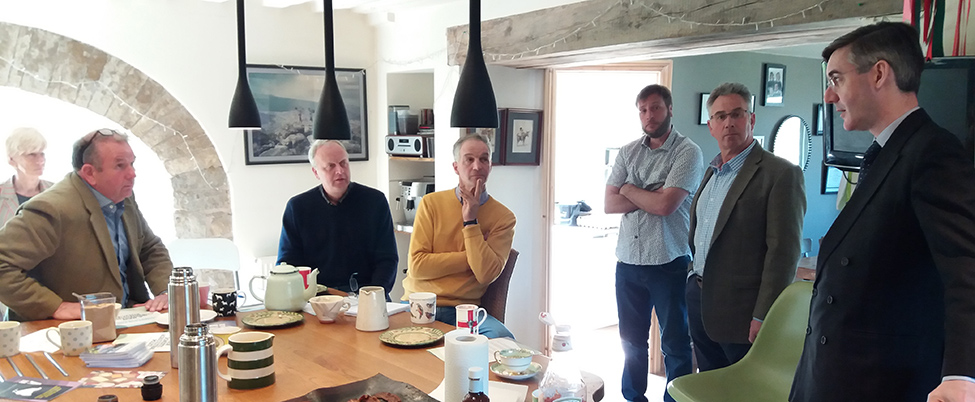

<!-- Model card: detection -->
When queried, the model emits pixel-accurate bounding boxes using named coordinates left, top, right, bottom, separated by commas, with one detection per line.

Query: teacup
left=210, top=325, right=241, bottom=345
left=45, top=320, right=93, bottom=356
left=0, top=321, right=21, bottom=358
left=494, top=348, right=533, bottom=372
left=216, top=331, right=275, bottom=389
left=309, top=295, right=350, bottom=323
left=408, top=292, right=436, bottom=324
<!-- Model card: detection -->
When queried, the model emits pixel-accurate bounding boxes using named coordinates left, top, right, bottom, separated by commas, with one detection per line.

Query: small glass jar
left=141, top=374, right=163, bottom=400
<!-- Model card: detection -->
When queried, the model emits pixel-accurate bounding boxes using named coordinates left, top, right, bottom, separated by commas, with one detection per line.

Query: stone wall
left=0, top=22, right=232, bottom=239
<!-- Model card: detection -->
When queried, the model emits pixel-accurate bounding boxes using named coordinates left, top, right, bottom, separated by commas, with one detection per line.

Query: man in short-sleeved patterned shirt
left=605, top=84, right=704, bottom=402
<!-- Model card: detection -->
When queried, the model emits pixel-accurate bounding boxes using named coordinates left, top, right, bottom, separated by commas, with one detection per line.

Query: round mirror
left=768, top=115, right=812, bottom=171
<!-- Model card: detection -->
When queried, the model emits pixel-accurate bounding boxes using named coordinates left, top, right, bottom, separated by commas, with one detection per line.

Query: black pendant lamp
left=312, top=0, right=352, bottom=140
left=228, top=0, right=262, bottom=130
left=450, top=0, right=498, bottom=128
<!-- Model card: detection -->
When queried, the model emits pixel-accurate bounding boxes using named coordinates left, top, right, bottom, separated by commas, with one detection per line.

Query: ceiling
left=204, top=0, right=463, bottom=15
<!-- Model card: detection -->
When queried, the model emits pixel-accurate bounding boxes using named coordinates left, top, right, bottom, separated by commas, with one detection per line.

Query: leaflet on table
left=115, top=307, right=161, bottom=328
left=113, top=332, right=170, bottom=353
left=80, top=341, right=153, bottom=368
left=427, top=337, right=537, bottom=361
left=0, top=377, right=82, bottom=402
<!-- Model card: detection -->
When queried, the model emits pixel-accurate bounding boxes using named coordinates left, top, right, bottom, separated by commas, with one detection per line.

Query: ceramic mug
left=216, top=331, right=275, bottom=390
left=455, top=304, right=488, bottom=334
left=408, top=292, right=437, bottom=324
left=211, top=289, right=247, bottom=317
left=494, top=348, right=533, bottom=372
left=0, top=321, right=21, bottom=358
left=45, top=320, right=93, bottom=356
left=309, top=295, right=350, bottom=323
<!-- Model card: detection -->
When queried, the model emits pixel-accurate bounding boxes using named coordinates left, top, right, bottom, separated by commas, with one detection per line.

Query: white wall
left=0, top=0, right=378, bottom=264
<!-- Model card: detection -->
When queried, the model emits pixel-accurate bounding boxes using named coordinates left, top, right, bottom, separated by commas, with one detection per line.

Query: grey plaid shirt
left=607, top=129, right=704, bottom=266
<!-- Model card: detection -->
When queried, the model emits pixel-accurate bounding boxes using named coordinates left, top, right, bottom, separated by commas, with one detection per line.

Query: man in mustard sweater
left=403, top=134, right=516, bottom=339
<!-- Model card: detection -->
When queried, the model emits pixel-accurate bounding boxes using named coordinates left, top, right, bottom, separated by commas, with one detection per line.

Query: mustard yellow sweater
left=402, top=188, right=516, bottom=306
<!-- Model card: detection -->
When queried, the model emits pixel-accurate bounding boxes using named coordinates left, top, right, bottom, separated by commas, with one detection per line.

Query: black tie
left=858, top=141, right=882, bottom=186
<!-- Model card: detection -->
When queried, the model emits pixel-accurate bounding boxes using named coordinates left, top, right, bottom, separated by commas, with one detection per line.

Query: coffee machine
left=398, top=179, right=435, bottom=225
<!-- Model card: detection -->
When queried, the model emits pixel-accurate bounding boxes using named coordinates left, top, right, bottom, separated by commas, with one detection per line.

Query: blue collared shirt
left=691, top=140, right=758, bottom=278
left=84, top=182, right=131, bottom=305
left=454, top=186, right=490, bottom=206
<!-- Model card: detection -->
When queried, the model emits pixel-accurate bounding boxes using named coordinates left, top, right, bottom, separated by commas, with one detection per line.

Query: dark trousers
left=616, top=257, right=693, bottom=402
left=685, top=274, right=751, bottom=372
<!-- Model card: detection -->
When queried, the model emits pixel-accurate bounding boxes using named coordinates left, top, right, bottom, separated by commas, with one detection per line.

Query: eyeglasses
left=75, top=129, right=119, bottom=168
left=709, top=108, right=749, bottom=122
left=348, top=272, right=359, bottom=299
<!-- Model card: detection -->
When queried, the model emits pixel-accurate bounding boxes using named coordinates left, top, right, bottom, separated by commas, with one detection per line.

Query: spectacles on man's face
left=709, top=108, right=749, bottom=122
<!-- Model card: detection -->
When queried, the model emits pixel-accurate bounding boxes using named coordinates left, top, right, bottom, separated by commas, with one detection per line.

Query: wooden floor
left=561, top=325, right=668, bottom=402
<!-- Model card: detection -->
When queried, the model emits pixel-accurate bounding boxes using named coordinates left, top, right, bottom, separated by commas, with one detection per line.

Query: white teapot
left=249, top=263, right=317, bottom=311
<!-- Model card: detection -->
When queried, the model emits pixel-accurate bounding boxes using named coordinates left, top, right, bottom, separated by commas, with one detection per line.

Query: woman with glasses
left=0, top=127, right=53, bottom=225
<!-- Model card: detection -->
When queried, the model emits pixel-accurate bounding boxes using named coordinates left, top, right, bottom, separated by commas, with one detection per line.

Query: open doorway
left=547, top=62, right=672, bottom=400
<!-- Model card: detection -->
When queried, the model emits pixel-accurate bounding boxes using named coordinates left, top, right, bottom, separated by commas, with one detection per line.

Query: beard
left=644, top=114, right=672, bottom=139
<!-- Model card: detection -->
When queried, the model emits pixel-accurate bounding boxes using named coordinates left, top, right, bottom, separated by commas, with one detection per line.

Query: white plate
left=155, top=310, right=218, bottom=326
left=490, top=361, right=541, bottom=381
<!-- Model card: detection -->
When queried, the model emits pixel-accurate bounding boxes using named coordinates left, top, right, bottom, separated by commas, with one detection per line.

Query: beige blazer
left=688, top=145, right=806, bottom=343
left=0, top=176, right=53, bottom=226
left=0, top=173, right=172, bottom=320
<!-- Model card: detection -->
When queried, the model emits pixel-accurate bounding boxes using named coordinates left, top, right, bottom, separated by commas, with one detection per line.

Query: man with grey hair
left=606, top=84, right=702, bottom=402
left=277, top=140, right=398, bottom=296
left=686, top=82, right=805, bottom=372
left=402, top=133, right=516, bottom=339
left=0, top=129, right=172, bottom=320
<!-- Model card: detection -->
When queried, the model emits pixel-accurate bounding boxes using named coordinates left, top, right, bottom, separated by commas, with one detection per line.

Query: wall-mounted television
left=824, top=57, right=975, bottom=171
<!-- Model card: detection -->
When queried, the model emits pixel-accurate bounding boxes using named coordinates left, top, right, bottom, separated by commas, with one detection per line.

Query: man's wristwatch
left=463, top=219, right=478, bottom=226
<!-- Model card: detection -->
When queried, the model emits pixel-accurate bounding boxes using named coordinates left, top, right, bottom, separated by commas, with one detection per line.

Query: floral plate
left=378, top=327, right=444, bottom=347
left=241, top=311, right=304, bottom=328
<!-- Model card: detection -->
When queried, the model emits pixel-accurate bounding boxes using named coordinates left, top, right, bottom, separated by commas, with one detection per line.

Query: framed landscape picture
left=244, top=64, right=368, bottom=165
left=503, top=109, right=543, bottom=166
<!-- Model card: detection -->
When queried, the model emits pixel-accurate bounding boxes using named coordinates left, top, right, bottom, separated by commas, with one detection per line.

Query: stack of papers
left=80, top=341, right=153, bottom=368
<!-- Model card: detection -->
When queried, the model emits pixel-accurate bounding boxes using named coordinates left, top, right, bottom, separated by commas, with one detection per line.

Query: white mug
left=455, top=304, right=488, bottom=334
left=408, top=292, right=437, bottom=324
left=0, top=321, right=21, bottom=358
left=46, top=320, right=93, bottom=356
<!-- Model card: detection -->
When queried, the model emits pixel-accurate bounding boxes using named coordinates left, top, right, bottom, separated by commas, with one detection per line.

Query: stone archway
left=0, top=22, right=231, bottom=239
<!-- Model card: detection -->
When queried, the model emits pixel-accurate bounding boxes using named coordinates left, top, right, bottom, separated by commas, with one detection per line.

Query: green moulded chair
left=667, top=281, right=813, bottom=402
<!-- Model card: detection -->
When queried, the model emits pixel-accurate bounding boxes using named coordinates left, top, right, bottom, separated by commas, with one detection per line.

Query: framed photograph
left=503, top=109, right=543, bottom=166
left=698, top=93, right=710, bottom=125
left=762, top=63, right=786, bottom=107
left=463, top=109, right=507, bottom=165
left=821, top=164, right=842, bottom=194
left=243, top=64, right=368, bottom=165
left=812, top=103, right=825, bottom=135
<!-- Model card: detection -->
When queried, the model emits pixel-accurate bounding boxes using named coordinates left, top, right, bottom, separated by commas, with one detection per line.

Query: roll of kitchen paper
left=444, top=329, right=489, bottom=402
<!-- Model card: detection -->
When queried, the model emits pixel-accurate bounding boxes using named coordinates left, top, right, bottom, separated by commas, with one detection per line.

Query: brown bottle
left=462, top=367, right=490, bottom=402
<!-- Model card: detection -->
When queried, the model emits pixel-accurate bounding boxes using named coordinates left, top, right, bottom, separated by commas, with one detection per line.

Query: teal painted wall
left=672, top=51, right=839, bottom=256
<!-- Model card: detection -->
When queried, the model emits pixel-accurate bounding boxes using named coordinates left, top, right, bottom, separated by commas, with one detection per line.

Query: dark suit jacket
left=0, top=173, right=172, bottom=320
left=791, top=109, right=975, bottom=401
left=689, top=144, right=806, bottom=343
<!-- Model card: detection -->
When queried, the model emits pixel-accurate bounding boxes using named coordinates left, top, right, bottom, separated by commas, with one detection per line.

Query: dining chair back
left=166, top=238, right=241, bottom=292
left=480, top=248, right=519, bottom=323
left=666, top=281, right=813, bottom=402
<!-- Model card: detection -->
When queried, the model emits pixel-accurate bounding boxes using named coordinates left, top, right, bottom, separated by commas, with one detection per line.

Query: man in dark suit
left=686, top=82, right=806, bottom=371
left=790, top=22, right=975, bottom=402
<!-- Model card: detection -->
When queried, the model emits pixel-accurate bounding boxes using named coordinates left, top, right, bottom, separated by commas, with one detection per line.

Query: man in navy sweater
left=277, top=140, right=398, bottom=297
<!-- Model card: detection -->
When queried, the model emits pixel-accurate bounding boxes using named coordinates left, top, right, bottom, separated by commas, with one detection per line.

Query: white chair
left=166, top=238, right=241, bottom=293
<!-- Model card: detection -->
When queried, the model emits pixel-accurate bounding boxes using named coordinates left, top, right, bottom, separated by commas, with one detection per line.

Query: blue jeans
left=685, top=275, right=750, bottom=371
left=616, top=257, right=693, bottom=402
left=436, top=306, right=514, bottom=339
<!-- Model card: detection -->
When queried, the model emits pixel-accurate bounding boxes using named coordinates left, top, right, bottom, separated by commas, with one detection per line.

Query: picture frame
left=503, top=109, right=543, bottom=166
left=243, top=64, right=368, bottom=165
left=698, top=93, right=710, bottom=125
left=812, top=103, right=825, bottom=136
left=762, top=63, right=786, bottom=107
left=463, top=109, right=507, bottom=165
left=821, top=164, right=842, bottom=194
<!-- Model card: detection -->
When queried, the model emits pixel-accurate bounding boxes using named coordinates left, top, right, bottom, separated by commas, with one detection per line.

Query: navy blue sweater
left=277, top=183, right=398, bottom=295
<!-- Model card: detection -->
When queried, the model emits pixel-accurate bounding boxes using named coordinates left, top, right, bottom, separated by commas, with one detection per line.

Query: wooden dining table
left=5, top=309, right=603, bottom=402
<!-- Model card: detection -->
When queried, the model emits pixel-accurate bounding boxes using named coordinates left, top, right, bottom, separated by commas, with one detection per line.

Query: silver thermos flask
left=178, top=323, right=217, bottom=402
left=169, top=266, right=201, bottom=368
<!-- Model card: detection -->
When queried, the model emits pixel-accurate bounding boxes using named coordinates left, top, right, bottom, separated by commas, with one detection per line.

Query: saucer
left=489, top=361, right=541, bottom=380
left=155, top=310, right=218, bottom=326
